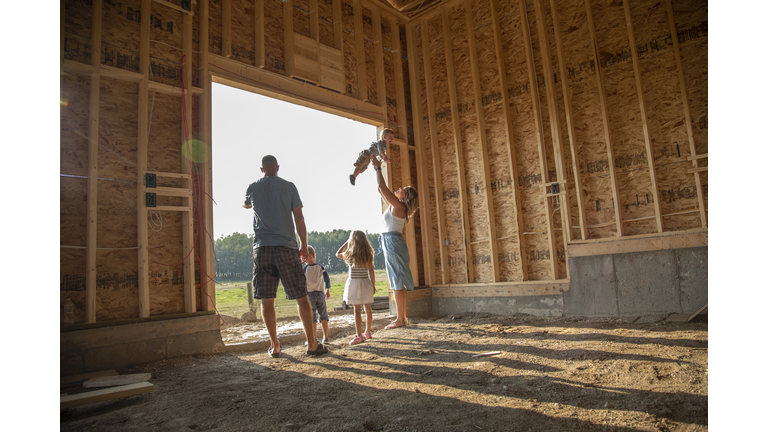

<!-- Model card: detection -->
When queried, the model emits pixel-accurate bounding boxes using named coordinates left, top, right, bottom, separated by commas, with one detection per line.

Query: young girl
left=336, top=230, right=377, bottom=345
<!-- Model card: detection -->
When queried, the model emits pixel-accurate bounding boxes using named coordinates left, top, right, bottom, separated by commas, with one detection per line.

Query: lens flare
left=182, top=139, right=210, bottom=163
left=60, top=99, right=69, bottom=106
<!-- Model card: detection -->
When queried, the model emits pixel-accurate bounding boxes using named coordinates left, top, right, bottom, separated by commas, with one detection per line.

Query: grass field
left=215, top=269, right=389, bottom=320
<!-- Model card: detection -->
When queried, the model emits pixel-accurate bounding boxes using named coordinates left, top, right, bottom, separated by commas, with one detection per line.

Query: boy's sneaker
left=322, top=337, right=330, bottom=344
left=349, top=175, right=355, bottom=185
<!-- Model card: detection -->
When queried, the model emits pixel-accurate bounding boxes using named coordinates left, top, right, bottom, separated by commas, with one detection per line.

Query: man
left=243, top=155, right=329, bottom=357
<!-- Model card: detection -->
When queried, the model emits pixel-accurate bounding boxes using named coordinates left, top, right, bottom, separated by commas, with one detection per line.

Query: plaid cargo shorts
left=252, top=246, right=308, bottom=300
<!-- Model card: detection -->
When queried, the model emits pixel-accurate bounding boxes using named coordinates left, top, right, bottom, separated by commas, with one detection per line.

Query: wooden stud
left=548, top=0, right=588, bottom=241
left=284, top=0, right=295, bottom=77
left=489, top=0, right=528, bottom=280
left=665, top=0, right=707, bottom=228
left=421, top=17, right=449, bottom=283
left=622, top=0, right=663, bottom=233
left=373, top=8, right=386, bottom=116
left=200, top=0, right=215, bottom=311
left=406, top=22, right=436, bottom=286
left=391, top=19, right=408, bottom=142
left=353, top=0, right=367, bottom=101
left=442, top=8, right=473, bottom=284
left=85, top=0, right=103, bottom=324
left=223, top=0, right=231, bottom=58
left=255, top=0, right=265, bottom=68
left=519, top=0, right=559, bottom=279
left=584, top=0, right=624, bottom=236
left=332, top=0, right=345, bottom=94
left=465, top=0, right=499, bottom=282
left=138, top=0, right=152, bottom=318
left=182, top=13, right=196, bottom=314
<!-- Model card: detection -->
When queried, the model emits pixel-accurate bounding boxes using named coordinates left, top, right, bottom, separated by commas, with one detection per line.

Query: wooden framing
left=391, top=18, right=408, bottom=141
left=489, top=0, right=528, bottom=281
left=137, top=0, right=152, bottom=318
left=223, top=0, right=232, bottom=58
left=181, top=13, right=196, bottom=314
left=153, top=0, right=193, bottom=15
left=622, top=0, right=663, bottom=233
left=284, top=0, right=295, bottom=77
left=442, top=8, right=473, bottom=283
left=584, top=0, right=624, bottom=236
left=519, top=0, right=559, bottom=279
left=665, top=0, right=707, bottom=228
left=373, top=8, right=387, bottom=115
left=567, top=229, right=707, bottom=257
left=407, top=22, right=436, bottom=285
left=354, top=0, right=368, bottom=101
left=548, top=0, right=588, bottom=241
left=200, top=0, right=216, bottom=311
left=255, top=0, right=265, bottom=68
left=85, top=0, right=103, bottom=324
left=420, top=17, right=449, bottom=284
left=465, top=0, right=499, bottom=282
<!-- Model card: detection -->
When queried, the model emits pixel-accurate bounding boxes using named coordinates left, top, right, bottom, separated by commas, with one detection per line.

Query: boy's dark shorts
left=307, top=291, right=329, bottom=322
left=252, top=246, right=307, bottom=300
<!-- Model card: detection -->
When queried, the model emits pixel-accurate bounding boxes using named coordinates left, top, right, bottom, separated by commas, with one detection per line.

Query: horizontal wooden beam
left=147, top=171, right=192, bottom=180
left=209, top=54, right=384, bottom=125
left=567, top=230, right=707, bottom=257
left=100, top=64, right=143, bottom=82
left=688, top=153, right=708, bottom=161
left=687, top=167, right=708, bottom=174
left=431, top=280, right=570, bottom=298
left=152, top=205, right=193, bottom=212
left=83, top=373, right=152, bottom=388
left=144, top=186, right=192, bottom=197
left=148, top=81, right=204, bottom=96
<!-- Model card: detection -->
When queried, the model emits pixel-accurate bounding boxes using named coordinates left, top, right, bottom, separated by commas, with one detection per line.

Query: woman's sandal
left=268, top=346, right=281, bottom=358
left=384, top=320, right=406, bottom=329
left=349, top=335, right=366, bottom=345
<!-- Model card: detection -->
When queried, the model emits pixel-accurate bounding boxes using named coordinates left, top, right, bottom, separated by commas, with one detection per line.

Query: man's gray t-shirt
left=244, top=176, right=302, bottom=249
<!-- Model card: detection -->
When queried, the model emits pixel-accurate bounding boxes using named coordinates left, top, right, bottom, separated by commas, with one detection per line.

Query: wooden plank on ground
left=687, top=303, right=708, bottom=322
left=61, top=370, right=119, bottom=388
left=84, top=373, right=152, bottom=388
left=60, top=382, right=155, bottom=410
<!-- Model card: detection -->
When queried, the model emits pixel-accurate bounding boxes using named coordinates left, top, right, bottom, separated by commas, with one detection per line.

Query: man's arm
left=292, top=206, right=308, bottom=262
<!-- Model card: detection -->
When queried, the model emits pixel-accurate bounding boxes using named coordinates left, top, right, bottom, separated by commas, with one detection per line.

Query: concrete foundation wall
left=61, top=313, right=224, bottom=376
left=401, top=246, right=707, bottom=320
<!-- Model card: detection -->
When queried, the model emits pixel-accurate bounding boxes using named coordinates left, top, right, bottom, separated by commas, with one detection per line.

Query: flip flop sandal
left=268, top=346, right=281, bottom=358
left=384, top=321, right=406, bottom=329
left=306, top=343, right=329, bottom=357
left=349, top=335, right=366, bottom=345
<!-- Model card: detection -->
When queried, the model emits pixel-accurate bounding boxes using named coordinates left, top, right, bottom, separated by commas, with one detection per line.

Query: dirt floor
left=60, top=313, right=708, bottom=431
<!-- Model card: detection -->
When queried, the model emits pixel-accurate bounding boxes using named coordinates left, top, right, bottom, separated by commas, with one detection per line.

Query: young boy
left=303, top=246, right=332, bottom=344
left=350, top=128, right=394, bottom=185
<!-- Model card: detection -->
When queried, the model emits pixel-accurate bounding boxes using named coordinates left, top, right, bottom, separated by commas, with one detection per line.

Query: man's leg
left=261, top=298, right=279, bottom=352
left=296, top=296, right=320, bottom=351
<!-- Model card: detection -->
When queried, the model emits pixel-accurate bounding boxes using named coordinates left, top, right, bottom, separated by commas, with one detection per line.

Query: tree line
left=214, top=230, right=385, bottom=282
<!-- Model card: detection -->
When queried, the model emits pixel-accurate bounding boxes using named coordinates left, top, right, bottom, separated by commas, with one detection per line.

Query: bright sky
left=211, top=83, right=385, bottom=239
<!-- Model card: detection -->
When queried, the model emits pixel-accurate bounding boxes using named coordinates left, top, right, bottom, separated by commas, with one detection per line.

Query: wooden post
left=489, top=0, right=529, bottom=280
left=465, top=0, right=499, bottom=282
left=519, top=0, right=559, bottom=279
left=137, top=0, right=152, bottom=318
left=406, top=22, right=436, bottom=285
left=86, top=0, right=103, bottom=324
left=584, top=0, right=624, bottom=236
left=199, top=0, right=215, bottom=311
left=421, top=17, right=449, bottom=284
left=255, top=0, right=265, bottom=68
left=665, top=0, right=707, bottom=228
left=222, top=0, right=231, bottom=58
left=622, top=0, right=663, bottom=233
left=182, top=13, right=196, bottom=313
left=548, top=0, right=589, bottom=241
left=353, top=0, right=367, bottom=101
left=442, top=8, right=474, bottom=284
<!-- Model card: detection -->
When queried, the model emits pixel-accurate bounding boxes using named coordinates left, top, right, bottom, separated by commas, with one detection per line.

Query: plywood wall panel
left=293, top=0, right=311, bottom=38
left=100, top=0, right=142, bottom=73
left=471, top=242, right=493, bottom=282
left=402, top=26, right=416, bottom=145
left=95, top=249, right=140, bottom=321
left=232, top=0, right=257, bottom=65
left=147, top=210, right=186, bottom=316
left=62, top=75, right=91, bottom=177
left=148, top=5, right=185, bottom=86
left=209, top=0, right=224, bottom=56
left=61, top=248, right=87, bottom=324
left=147, top=93, right=182, bottom=173
left=408, top=147, right=424, bottom=285
left=61, top=178, right=88, bottom=248
left=265, top=0, right=287, bottom=74
left=383, top=22, right=398, bottom=131
left=63, top=0, right=93, bottom=66
left=98, top=78, right=138, bottom=181
left=390, top=143, right=403, bottom=190
left=319, top=0, right=335, bottom=47
left=362, top=6, right=377, bottom=104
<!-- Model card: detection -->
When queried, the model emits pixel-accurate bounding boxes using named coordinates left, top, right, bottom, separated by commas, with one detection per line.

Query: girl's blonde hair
left=400, top=185, right=418, bottom=224
left=343, top=230, right=374, bottom=268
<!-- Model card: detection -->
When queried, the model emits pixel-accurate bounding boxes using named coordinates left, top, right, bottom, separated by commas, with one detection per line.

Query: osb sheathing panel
left=402, top=26, right=416, bottom=145
left=409, top=147, right=425, bottom=286
left=342, top=1, right=358, bottom=95
left=209, top=0, right=223, bottom=56
left=95, top=249, right=140, bottom=320
left=101, top=0, right=142, bottom=72
left=98, top=78, right=138, bottom=182
left=390, top=143, right=403, bottom=192
left=265, top=0, right=287, bottom=74
left=62, top=75, right=91, bottom=177
left=363, top=6, right=378, bottom=104
left=63, top=0, right=93, bottom=66
left=293, top=0, right=311, bottom=38
left=148, top=4, right=185, bottom=87
left=319, top=0, right=335, bottom=47
left=232, top=0, right=257, bottom=65
left=383, top=22, right=398, bottom=132
left=61, top=249, right=87, bottom=324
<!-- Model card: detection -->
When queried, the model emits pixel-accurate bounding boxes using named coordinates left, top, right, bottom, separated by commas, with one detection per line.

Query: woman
left=369, top=155, right=418, bottom=329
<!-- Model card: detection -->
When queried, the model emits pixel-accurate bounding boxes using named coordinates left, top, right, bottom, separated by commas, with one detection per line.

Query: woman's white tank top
left=382, top=207, right=406, bottom=233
